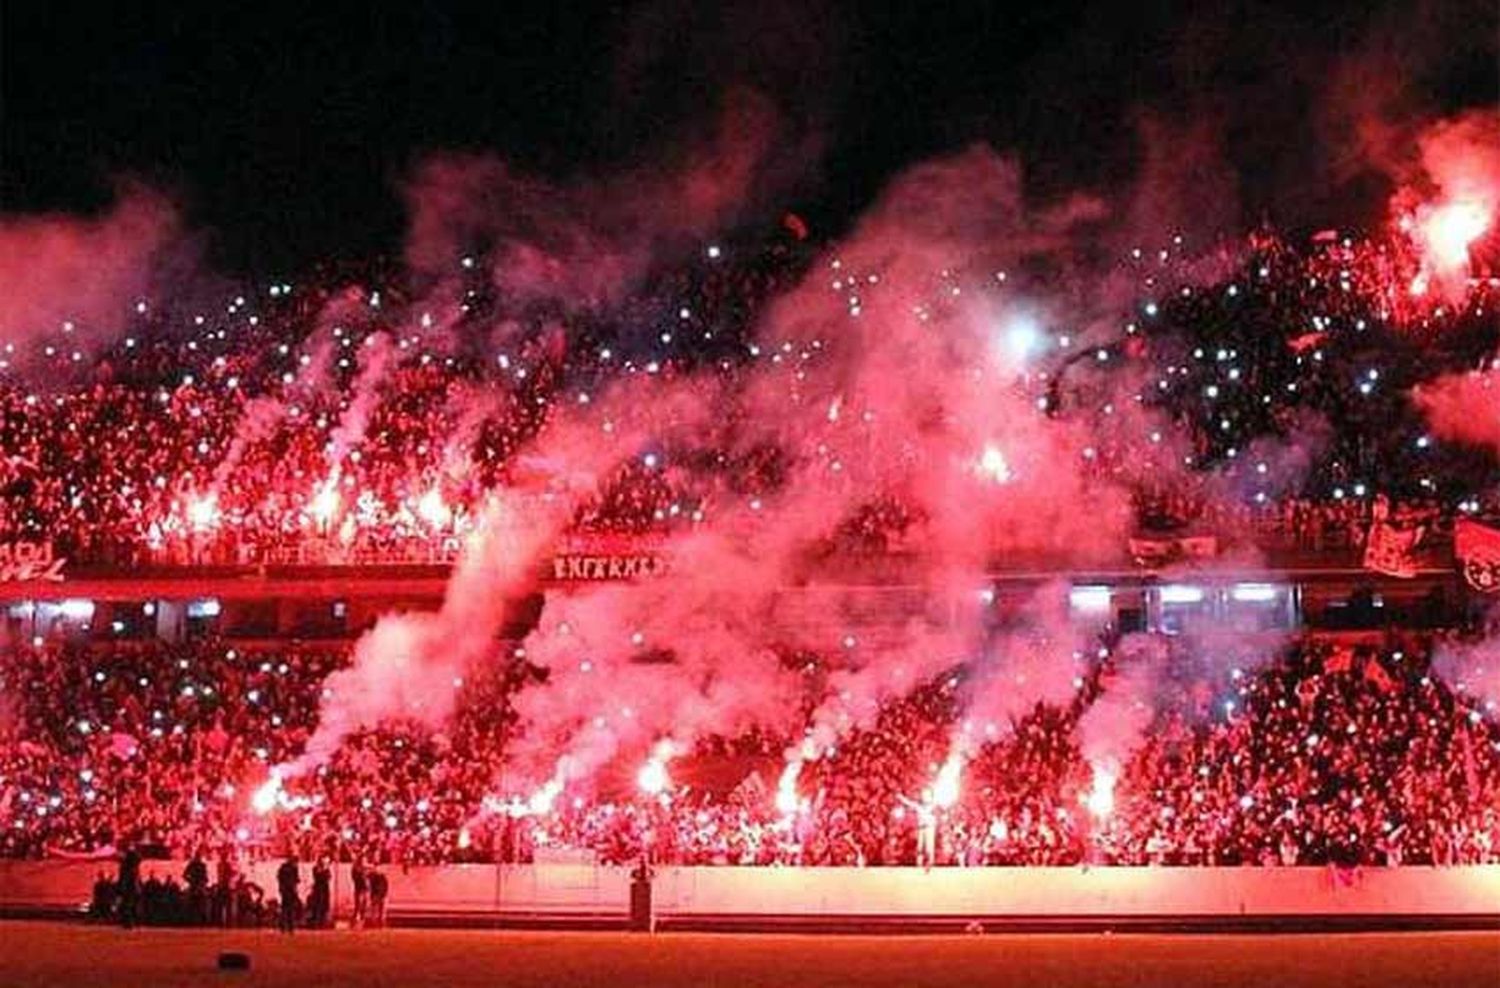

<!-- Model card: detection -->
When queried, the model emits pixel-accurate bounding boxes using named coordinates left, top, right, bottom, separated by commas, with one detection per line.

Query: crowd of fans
left=1, top=227, right=1498, bottom=888
left=2, top=628, right=1496, bottom=870
left=0, top=241, right=807, bottom=567
left=0, top=228, right=1495, bottom=570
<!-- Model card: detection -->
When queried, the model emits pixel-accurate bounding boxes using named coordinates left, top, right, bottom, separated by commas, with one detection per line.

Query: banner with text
left=549, top=552, right=666, bottom=583
left=0, top=541, right=66, bottom=583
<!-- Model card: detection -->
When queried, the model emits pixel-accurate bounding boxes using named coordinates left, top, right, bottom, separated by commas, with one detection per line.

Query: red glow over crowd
left=2, top=630, right=1497, bottom=868
left=1, top=212, right=1498, bottom=879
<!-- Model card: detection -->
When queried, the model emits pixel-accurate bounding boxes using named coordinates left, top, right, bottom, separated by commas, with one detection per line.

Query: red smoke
left=402, top=90, right=793, bottom=311
left=499, top=142, right=1198, bottom=797
left=278, top=99, right=1497, bottom=811
left=1413, top=365, right=1500, bottom=454
left=0, top=186, right=184, bottom=361
left=1392, top=110, right=1500, bottom=298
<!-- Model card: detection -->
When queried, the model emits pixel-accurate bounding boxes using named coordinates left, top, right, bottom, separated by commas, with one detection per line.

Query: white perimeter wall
left=3, top=861, right=1498, bottom=918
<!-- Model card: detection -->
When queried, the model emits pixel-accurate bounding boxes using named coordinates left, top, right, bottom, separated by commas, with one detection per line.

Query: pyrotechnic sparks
left=417, top=487, right=452, bottom=529
left=931, top=750, right=964, bottom=809
left=1002, top=315, right=1042, bottom=361
left=977, top=445, right=1013, bottom=485
left=637, top=740, right=677, bottom=796
left=309, top=478, right=341, bottom=523
left=251, top=772, right=284, bottom=815
left=0, top=71, right=1498, bottom=884
left=775, top=758, right=804, bottom=815
left=1388, top=109, right=1500, bottom=306
left=1083, top=763, right=1117, bottom=820
left=1415, top=200, right=1490, bottom=272
left=187, top=495, right=219, bottom=531
left=524, top=777, right=564, bottom=817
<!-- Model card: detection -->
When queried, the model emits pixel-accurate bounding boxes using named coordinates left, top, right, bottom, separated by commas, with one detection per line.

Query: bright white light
left=417, top=488, right=451, bottom=529
left=637, top=739, right=677, bottom=796
left=978, top=445, right=1013, bottom=484
left=637, top=759, right=669, bottom=796
left=188, top=496, right=219, bottom=530
left=58, top=599, right=95, bottom=620
left=310, top=481, right=340, bottom=522
left=775, top=760, right=803, bottom=815
left=188, top=598, right=221, bottom=618
left=1417, top=200, right=1489, bottom=271
left=526, top=778, right=562, bottom=816
left=1230, top=583, right=1280, bottom=603
left=1159, top=584, right=1205, bottom=605
left=932, top=751, right=964, bottom=809
left=1069, top=585, right=1112, bottom=612
left=1084, top=763, right=1117, bottom=819
left=251, top=773, right=282, bottom=815
left=1003, top=316, right=1041, bottom=360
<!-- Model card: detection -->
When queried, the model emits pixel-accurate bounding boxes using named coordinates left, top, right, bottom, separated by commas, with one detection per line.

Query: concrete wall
left=5, top=860, right=1498, bottom=919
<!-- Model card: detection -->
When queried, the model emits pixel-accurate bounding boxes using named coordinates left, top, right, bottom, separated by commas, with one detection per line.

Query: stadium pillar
left=154, top=601, right=185, bottom=643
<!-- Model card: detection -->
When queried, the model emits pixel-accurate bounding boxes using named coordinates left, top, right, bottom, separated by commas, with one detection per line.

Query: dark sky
left=3, top=1, right=1494, bottom=274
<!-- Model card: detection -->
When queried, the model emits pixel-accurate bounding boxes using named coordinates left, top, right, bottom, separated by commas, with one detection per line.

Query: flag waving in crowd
left=1456, top=517, right=1500, bottom=593
left=1363, top=496, right=1426, bottom=578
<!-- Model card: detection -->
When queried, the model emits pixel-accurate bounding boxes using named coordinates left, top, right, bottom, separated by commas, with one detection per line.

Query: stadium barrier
left=3, top=860, right=1498, bottom=923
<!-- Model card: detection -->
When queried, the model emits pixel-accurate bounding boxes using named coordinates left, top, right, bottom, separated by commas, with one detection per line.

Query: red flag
left=1287, top=331, right=1327, bottom=354
left=1455, top=518, right=1500, bottom=593
left=1363, top=657, right=1397, bottom=694
left=1324, top=648, right=1354, bottom=674
left=1363, top=499, right=1423, bottom=578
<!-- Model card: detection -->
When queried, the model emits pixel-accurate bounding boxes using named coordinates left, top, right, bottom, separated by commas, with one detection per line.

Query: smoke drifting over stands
left=1, top=3, right=1499, bottom=877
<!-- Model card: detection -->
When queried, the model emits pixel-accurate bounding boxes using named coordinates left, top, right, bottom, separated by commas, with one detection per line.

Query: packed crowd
left=0, top=229, right=1495, bottom=570
left=0, top=241, right=804, bottom=567
left=3, top=629, right=1496, bottom=868
left=1119, top=231, right=1500, bottom=545
left=2, top=225, right=1498, bottom=870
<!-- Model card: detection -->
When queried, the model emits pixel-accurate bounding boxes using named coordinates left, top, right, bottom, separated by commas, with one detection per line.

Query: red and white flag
left=1363, top=497, right=1423, bottom=578
left=1455, top=518, right=1500, bottom=593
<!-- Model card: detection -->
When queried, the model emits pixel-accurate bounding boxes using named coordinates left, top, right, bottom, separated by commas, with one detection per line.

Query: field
left=2, top=921, right=1497, bottom=988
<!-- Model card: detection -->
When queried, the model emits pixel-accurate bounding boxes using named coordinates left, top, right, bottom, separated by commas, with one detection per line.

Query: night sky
left=4, top=1, right=1494, bottom=274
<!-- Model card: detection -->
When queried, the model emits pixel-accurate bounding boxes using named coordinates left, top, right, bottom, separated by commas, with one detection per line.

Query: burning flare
left=187, top=495, right=219, bottom=531
left=931, top=750, right=965, bottom=809
left=637, top=739, right=677, bottom=796
left=1083, top=762, right=1117, bottom=819
left=775, top=759, right=804, bottom=815
left=978, top=445, right=1013, bottom=485
left=310, top=477, right=341, bottom=523
left=251, top=772, right=283, bottom=815
left=417, top=488, right=451, bottom=529
left=1419, top=200, right=1490, bottom=271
